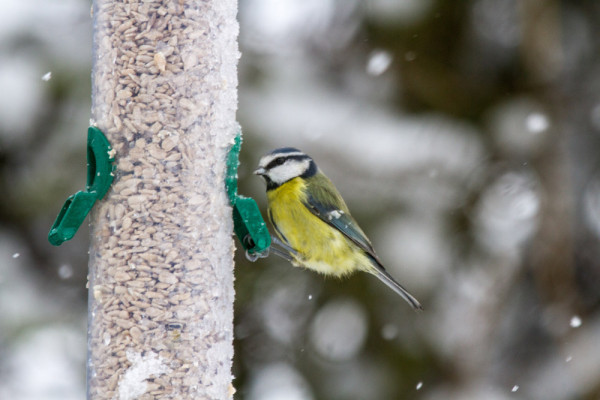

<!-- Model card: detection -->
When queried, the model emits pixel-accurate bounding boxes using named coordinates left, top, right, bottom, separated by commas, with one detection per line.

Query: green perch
left=48, top=126, right=115, bottom=246
left=226, top=133, right=271, bottom=259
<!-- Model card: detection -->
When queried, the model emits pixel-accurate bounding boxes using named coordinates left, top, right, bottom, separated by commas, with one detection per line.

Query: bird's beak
left=254, top=167, right=266, bottom=176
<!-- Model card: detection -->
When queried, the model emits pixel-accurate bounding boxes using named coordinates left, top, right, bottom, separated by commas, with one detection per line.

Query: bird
left=254, top=147, right=422, bottom=311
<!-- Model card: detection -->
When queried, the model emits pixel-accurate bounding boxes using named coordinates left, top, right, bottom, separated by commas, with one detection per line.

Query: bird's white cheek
left=267, top=168, right=289, bottom=185
left=268, top=160, right=310, bottom=184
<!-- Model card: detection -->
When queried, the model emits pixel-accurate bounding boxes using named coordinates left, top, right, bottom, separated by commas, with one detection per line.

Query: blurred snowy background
left=1, top=0, right=600, bottom=399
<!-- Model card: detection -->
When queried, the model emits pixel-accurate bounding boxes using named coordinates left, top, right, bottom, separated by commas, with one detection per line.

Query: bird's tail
left=370, top=266, right=423, bottom=311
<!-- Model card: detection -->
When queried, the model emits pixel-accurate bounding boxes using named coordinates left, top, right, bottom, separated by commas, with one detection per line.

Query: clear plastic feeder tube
left=87, top=0, right=238, bottom=398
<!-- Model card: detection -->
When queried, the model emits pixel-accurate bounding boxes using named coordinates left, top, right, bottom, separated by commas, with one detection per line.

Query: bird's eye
left=266, top=157, right=287, bottom=170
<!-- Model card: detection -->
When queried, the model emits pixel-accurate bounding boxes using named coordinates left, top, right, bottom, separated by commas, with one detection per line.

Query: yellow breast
left=267, top=178, right=370, bottom=277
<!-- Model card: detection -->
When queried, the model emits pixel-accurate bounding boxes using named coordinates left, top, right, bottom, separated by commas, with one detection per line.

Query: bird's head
left=254, top=147, right=317, bottom=189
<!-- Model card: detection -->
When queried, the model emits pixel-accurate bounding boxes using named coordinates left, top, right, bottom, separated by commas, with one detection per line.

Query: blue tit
left=254, top=147, right=422, bottom=311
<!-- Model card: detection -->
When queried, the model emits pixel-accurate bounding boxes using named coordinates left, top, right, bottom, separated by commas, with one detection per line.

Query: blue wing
left=302, top=177, right=423, bottom=311
left=301, top=179, right=381, bottom=264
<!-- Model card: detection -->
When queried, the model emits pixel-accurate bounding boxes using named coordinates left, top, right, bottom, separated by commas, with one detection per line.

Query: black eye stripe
left=265, top=155, right=310, bottom=170
left=265, top=158, right=284, bottom=169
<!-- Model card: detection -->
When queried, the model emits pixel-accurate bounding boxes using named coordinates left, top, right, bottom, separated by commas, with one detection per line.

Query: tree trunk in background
left=520, top=0, right=579, bottom=308
left=87, top=0, right=238, bottom=399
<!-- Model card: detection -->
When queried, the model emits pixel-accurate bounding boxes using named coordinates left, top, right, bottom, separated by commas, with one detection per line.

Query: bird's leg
left=268, top=246, right=295, bottom=262
left=243, top=235, right=297, bottom=263
left=267, top=236, right=299, bottom=262
left=245, top=236, right=298, bottom=263
left=245, top=245, right=294, bottom=263
left=271, top=236, right=297, bottom=256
